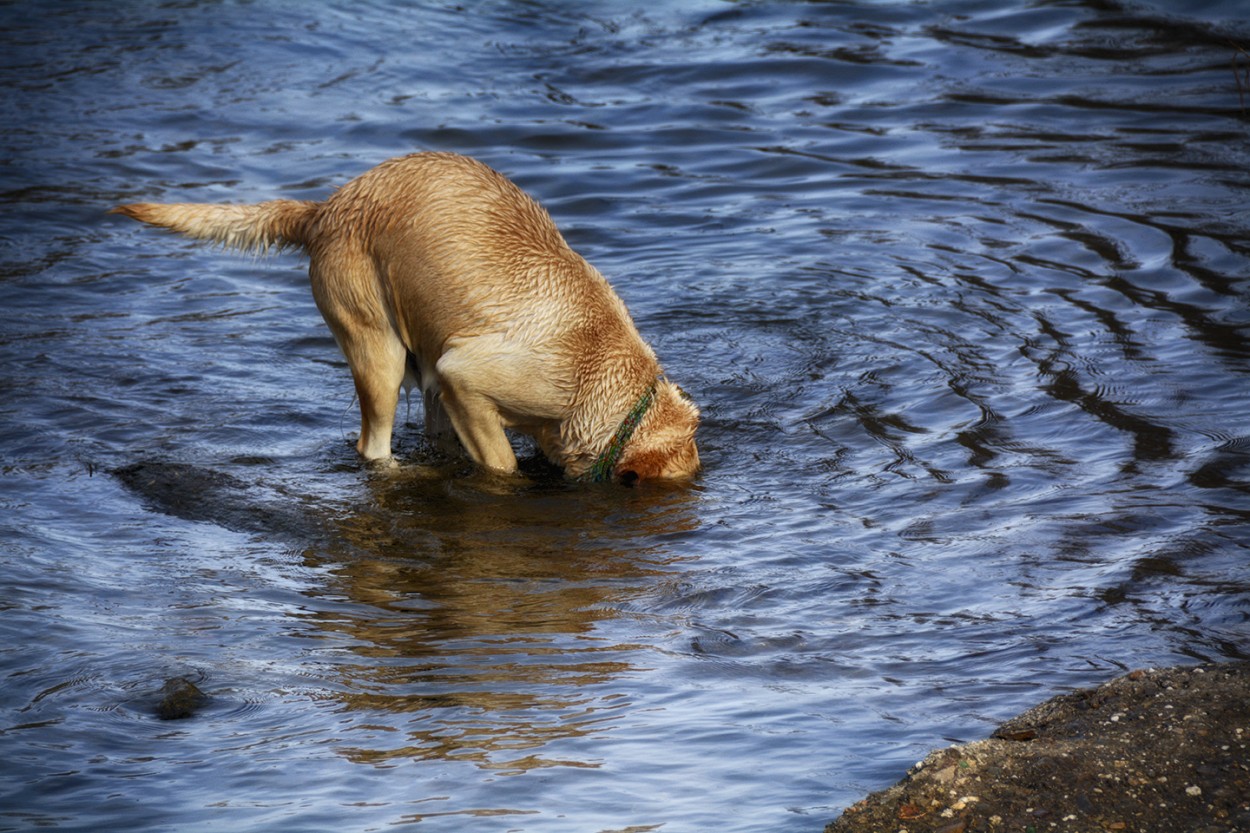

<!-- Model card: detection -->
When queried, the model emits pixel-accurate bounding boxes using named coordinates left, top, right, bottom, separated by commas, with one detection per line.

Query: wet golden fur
left=111, top=152, right=700, bottom=481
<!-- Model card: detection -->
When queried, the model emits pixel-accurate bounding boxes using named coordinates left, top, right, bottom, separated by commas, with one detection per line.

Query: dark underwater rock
left=154, top=676, right=208, bottom=720
left=113, top=460, right=320, bottom=539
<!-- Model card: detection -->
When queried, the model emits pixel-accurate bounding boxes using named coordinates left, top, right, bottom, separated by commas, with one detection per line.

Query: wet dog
left=112, top=152, right=699, bottom=483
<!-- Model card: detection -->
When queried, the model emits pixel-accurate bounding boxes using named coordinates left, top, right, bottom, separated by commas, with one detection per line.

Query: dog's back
left=315, top=153, right=647, bottom=369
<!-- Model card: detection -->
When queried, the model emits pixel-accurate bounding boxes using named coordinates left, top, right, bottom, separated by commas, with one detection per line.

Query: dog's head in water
left=613, top=380, right=701, bottom=485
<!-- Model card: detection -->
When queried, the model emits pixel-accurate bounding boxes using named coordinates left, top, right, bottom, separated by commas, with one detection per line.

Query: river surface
left=1, top=1, right=1248, bottom=831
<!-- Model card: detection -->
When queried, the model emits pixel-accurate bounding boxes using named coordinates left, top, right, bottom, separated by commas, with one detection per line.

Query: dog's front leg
left=422, top=384, right=462, bottom=457
left=434, top=345, right=518, bottom=474
left=437, top=384, right=517, bottom=473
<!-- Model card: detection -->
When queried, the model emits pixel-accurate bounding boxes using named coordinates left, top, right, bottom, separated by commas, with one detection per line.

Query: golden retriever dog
left=111, top=152, right=699, bottom=483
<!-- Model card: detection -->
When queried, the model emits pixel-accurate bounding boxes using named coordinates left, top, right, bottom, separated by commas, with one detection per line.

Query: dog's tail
left=109, top=199, right=318, bottom=254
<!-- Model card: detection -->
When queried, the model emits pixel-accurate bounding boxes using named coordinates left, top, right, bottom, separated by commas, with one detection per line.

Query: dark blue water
left=2, top=1, right=1248, bottom=831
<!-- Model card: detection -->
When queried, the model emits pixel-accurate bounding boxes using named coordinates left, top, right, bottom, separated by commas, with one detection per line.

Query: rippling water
left=2, top=1, right=1248, bottom=831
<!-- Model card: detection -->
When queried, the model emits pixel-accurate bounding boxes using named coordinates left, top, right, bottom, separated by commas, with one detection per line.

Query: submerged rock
left=826, top=662, right=1250, bottom=833
left=155, top=676, right=208, bottom=720
left=113, top=460, right=321, bottom=539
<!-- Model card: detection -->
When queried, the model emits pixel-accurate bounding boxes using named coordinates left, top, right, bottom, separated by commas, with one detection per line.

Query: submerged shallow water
left=2, top=1, right=1248, bottom=831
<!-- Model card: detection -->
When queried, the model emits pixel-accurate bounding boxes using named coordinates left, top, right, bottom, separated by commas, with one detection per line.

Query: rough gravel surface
left=825, top=662, right=1250, bottom=833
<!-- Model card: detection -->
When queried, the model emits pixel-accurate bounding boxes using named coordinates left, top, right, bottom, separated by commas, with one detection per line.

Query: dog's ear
left=611, top=381, right=700, bottom=483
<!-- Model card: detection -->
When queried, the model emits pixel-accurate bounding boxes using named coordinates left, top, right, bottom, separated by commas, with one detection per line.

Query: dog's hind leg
left=345, top=331, right=407, bottom=461
left=309, top=254, right=406, bottom=462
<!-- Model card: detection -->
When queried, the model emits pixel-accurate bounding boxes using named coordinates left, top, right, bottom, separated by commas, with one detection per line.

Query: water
left=2, top=1, right=1248, bottom=830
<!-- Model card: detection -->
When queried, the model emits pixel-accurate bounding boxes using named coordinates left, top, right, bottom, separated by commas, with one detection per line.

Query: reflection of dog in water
left=112, top=152, right=699, bottom=484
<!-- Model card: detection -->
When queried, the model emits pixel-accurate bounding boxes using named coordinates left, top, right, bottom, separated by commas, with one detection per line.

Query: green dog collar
left=586, top=379, right=659, bottom=483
